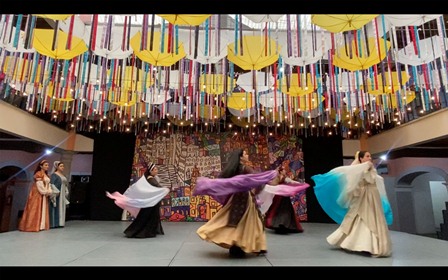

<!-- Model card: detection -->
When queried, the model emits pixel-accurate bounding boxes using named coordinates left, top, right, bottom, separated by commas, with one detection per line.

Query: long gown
left=195, top=166, right=275, bottom=255
left=312, top=162, right=393, bottom=257
left=49, top=172, right=69, bottom=228
left=264, top=196, right=303, bottom=233
left=106, top=175, right=169, bottom=238
left=262, top=177, right=309, bottom=234
left=19, top=171, right=52, bottom=232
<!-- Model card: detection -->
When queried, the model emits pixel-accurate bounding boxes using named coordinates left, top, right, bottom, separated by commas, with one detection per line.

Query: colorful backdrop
left=130, top=132, right=306, bottom=222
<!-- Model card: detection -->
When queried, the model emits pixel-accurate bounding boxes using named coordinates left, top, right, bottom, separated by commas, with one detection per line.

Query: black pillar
left=303, top=135, right=343, bottom=223
left=89, top=132, right=136, bottom=220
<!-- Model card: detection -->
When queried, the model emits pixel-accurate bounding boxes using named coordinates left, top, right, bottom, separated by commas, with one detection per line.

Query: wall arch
left=0, top=163, right=32, bottom=231
left=394, top=166, right=448, bottom=235
left=396, top=166, right=447, bottom=186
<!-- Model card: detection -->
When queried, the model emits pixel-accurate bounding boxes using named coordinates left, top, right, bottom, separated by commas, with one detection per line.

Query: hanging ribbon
left=12, top=14, right=22, bottom=49
left=149, top=14, right=155, bottom=51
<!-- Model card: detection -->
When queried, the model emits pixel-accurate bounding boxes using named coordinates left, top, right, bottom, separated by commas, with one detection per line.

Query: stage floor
left=1, top=220, right=447, bottom=267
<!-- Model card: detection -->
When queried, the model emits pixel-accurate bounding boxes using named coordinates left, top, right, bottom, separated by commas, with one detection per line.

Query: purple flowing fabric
left=193, top=170, right=278, bottom=205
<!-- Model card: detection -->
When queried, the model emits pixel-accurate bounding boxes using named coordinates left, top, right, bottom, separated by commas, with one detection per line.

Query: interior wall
left=388, top=166, right=448, bottom=235
left=0, top=101, right=94, bottom=153
left=413, top=174, right=437, bottom=234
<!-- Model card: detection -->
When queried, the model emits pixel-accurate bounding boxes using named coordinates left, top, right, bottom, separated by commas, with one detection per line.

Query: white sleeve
left=36, top=181, right=51, bottom=195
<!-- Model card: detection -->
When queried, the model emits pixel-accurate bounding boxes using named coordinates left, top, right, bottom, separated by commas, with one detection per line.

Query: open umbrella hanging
left=236, top=71, right=274, bottom=93
left=91, top=27, right=134, bottom=60
left=200, top=73, right=235, bottom=95
left=325, top=71, right=364, bottom=93
left=195, top=104, right=226, bottom=121
left=227, top=92, right=253, bottom=110
left=373, top=91, right=416, bottom=109
left=279, top=32, right=331, bottom=67
left=157, top=14, right=211, bottom=26
left=142, top=88, right=173, bottom=105
left=311, top=14, right=378, bottom=33
left=332, top=37, right=390, bottom=72
left=32, top=29, right=88, bottom=60
left=396, top=35, right=448, bottom=66
left=244, top=15, right=284, bottom=24
left=160, top=69, right=190, bottom=89
left=366, top=71, right=410, bottom=95
left=1, top=27, right=35, bottom=53
left=130, top=31, right=185, bottom=67
left=384, top=14, right=441, bottom=27
left=34, top=14, right=73, bottom=21
left=227, top=35, right=280, bottom=71
left=178, top=28, right=231, bottom=64
left=280, top=73, right=314, bottom=96
left=258, top=90, right=286, bottom=108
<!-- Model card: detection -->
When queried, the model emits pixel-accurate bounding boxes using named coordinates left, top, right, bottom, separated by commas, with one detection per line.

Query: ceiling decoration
left=0, top=14, right=447, bottom=139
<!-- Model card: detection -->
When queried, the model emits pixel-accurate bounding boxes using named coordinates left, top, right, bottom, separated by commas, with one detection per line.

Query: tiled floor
left=0, top=220, right=447, bottom=267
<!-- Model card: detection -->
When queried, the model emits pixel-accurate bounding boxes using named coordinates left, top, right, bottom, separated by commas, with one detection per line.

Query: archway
left=395, top=167, right=448, bottom=235
left=0, top=165, right=28, bottom=231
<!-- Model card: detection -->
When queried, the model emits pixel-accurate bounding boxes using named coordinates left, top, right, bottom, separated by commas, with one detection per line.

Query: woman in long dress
left=194, top=149, right=276, bottom=258
left=312, top=151, right=393, bottom=257
left=263, top=166, right=308, bottom=234
left=107, top=162, right=170, bottom=238
left=19, top=159, right=53, bottom=232
left=49, top=161, right=70, bottom=228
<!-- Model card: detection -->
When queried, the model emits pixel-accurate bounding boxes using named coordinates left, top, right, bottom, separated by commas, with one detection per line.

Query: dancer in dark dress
left=107, top=162, right=170, bottom=238
left=264, top=166, right=304, bottom=234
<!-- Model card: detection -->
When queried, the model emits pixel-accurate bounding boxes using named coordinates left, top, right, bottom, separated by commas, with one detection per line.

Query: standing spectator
left=49, top=161, right=70, bottom=228
left=19, top=160, right=53, bottom=232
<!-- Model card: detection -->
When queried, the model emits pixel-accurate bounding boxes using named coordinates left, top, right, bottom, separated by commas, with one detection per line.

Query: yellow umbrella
left=46, top=82, right=75, bottom=102
left=33, top=29, right=88, bottom=60
left=311, top=14, right=378, bottom=33
left=130, top=31, right=186, bottom=67
left=200, top=74, right=235, bottom=95
left=34, top=14, right=73, bottom=21
left=262, top=109, right=289, bottom=123
left=366, top=71, right=409, bottom=95
left=375, top=91, right=416, bottom=109
left=108, top=66, right=144, bottom=106
left=227, top=92, right=253, bottom=110
left=293, top=92, right=325, bottom=111
left=195, top=105, right=226, bottom=120
left=109, top=90, right=138, bottom=107
left=158, top=14, right=211, bottom=26
left=227, top=35, right=280, bottom=71
left=333, top=37, right=390, bottom=71
left=280, top=73, right=314, bottom=96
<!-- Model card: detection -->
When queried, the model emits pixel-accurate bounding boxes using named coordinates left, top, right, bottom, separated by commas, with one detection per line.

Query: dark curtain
left=89, top=132, right=136, bottom=220
left=303, top=135, right=343, bottom=223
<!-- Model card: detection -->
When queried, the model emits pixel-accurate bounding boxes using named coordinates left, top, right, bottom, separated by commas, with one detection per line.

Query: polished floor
left=0, top=220, right=447, bottom=267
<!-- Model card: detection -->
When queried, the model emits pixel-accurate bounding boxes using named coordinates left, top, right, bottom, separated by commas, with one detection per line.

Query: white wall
left=430, top=181, right=448, bottom=229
